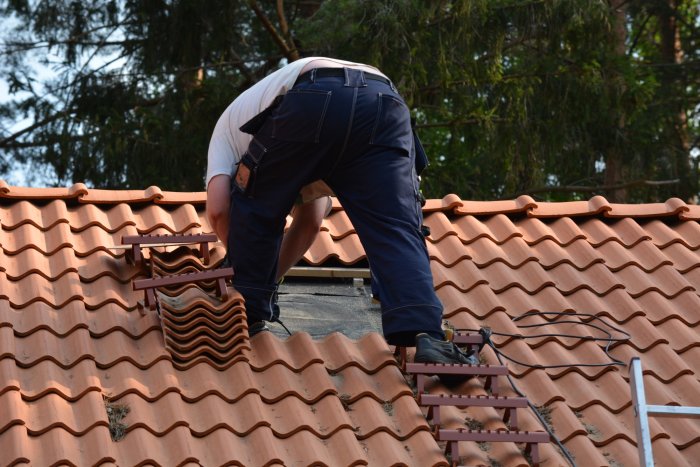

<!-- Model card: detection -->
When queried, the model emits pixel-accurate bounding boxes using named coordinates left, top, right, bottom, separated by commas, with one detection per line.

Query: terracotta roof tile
left=2, top=185, right=700, bottom=466
left=421, top=193, right=464, bottom=213
left=455, top=194, right=537, bottom=216
left=303, top=230, right=365, bottom=265
left=516, top=217, right=586, bottom=246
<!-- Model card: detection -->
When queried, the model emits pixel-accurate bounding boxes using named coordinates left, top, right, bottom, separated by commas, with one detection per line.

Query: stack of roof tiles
left=1, top=182, right=699, bottom=466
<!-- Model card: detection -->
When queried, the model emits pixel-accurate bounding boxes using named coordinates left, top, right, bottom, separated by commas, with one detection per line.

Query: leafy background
left=1, top=0, right=698, bottom=202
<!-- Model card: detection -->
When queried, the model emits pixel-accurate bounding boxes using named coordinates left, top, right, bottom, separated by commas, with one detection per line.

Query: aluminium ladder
left=629, top=357, right=700, bottom=467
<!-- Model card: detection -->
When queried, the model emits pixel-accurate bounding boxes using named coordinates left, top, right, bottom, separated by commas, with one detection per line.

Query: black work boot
left=414, top=333, right=479, bottom=386
left=248, top=321, right=270, bottom=337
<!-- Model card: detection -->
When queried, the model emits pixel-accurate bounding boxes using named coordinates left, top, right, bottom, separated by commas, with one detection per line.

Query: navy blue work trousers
left=228, top=68, right=444, bottom=345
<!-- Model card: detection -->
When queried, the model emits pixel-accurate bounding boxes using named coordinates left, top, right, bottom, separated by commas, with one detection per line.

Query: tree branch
left=249, top=0, right=299, bottom=61
left=499, top=179, right=680, bottom=200
left=416, top=118, right=507, bottom=129
left=277, top=0, right=300, bottom=61
left=0, top=110, right=73, bottom=149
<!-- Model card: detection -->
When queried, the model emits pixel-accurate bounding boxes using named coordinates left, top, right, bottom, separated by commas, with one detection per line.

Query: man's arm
left=206, top=174, right=231, bottom=243
left=276, top=196, right=330, bottom=281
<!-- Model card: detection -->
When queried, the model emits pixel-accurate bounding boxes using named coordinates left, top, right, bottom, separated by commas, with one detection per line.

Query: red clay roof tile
left=2, top=185, right=700, bottom=466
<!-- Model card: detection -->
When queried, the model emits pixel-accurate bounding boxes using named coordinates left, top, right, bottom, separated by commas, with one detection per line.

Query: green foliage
left=299, top=0, right=700, bottom=201
left=0, top=0, right=698, bottom=201
left=0, top=0, right=296, bottom=189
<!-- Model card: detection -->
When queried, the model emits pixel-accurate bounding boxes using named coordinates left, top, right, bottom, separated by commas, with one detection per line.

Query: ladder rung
left=452, top=332, right=484, bottom=345
left=405, top=362, right=508, bottom=376
left=647, top=405, right=700, bottom=418
left=133, top=268, right=233, bottom=290
left=438, top=428, right=549, bottom=443
left=420, top=393, right=528, bottom=408
left=132, top=268, right=233, bottom=311
left=122, top=233, right=217, bottom=266
left=122, top=233, right=217, bottom=245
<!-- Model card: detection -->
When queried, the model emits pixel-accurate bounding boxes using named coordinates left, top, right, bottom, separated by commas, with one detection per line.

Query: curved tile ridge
left=330, top=365, right=413, bottom=404
left=1, top=222, right=139, bottom=257
left=0, top=389, right=107, bottom=436
left=541, top=370, right=632, bottom=413
left=150, top=190, right=207, bottom=205
left=246, top=332, right=396, bottom=374
left=362, top=430, right=447, bottom=466
left=424, top=212, right=523, bottom=245
left=149, top=245, right=226, bottom=275
left=345, top=394, right=431, bottom=441
left=158, top=286, right=249, bottom=368
left=317, top=332, right=397, bottom=374
left=614, top=264, right=695, bottom=299
left=0, top=182, right=88, bottom=201
left=302, top=231, right=366, bottom=266
left=1, top=200, right=71, bottom=231
left=0, top=358, right=102, bottom=402
left=107, top=359, right=337, bottom=404
left=320, top=210, right=356, bottom=239
left=131, top=203, right=204, bottom=234
left=118, top=425, right=369, bottom=466
left=447, top=195, right=697, bottom=221
left=516, top=216, right=586, bottom=246
left=4, top=247, right=140, bottom=283
left=643, top=219, right=700, bottom=249
left=680, top=203, right=700, bottom=220
left=0, top=272, right=137, bottom=310
left=0, top=425, right=117, bottom=467
left=0, top=183, right=208, bottom=205
left=0, top=201, right=139, bottom=233
left=421, top=193, right=465, bottom=213
left=78, top=186, right=164, bottom=204
left=116, top=391, right=354, bottom=440
left=454, top=194, right=537, bottom=216
left=4, top=327, right=171, bottom=370
left=4, top=302, right=159, bottom=339
left=605, top=197, right=690, bottom=218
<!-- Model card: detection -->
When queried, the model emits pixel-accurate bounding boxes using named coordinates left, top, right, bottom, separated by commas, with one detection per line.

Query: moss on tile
left=103, top=395, right=130, bottom=442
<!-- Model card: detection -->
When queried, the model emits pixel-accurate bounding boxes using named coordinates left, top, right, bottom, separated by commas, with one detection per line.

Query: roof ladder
left=122, top=233, right=217, bottom=267
left=629, top=357, right=700, bottom=467
left=123, top=233, right=232, bottom=315
left=399, top=331, right=549, bottom=467
left=132, top=267, right=234, bottom=314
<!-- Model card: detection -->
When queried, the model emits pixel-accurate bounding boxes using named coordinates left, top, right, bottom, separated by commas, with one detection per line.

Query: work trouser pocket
left=272, top=89, right=332, bottom=143
left=233, top=137, right=267, bottom=198
left=369, top=93, right=413, bottom=155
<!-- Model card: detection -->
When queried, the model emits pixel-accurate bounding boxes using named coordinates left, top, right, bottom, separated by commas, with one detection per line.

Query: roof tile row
left=2, top=186, right=700, bottom=466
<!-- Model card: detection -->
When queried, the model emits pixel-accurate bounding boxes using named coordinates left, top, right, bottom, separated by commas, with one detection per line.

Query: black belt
left=295, top=68, right=391, bottom=86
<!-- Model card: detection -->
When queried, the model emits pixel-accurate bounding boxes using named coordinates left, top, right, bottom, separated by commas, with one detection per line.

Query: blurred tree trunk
left=659, top=0, right=692, bottom=200
left=604, top=0, right=629, bottom=202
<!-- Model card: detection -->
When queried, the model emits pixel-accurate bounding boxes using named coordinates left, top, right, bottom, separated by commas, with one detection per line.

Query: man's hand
left=206, top=174, right=231, bottom=243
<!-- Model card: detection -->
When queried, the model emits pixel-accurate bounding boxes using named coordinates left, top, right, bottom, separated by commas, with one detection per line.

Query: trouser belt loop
left=389, top=79, right=397, bottom=92
left=344, top=68, right=367, bottom=88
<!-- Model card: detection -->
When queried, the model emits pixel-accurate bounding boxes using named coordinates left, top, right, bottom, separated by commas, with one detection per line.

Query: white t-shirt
left=206, top=57, right=381, bottom=194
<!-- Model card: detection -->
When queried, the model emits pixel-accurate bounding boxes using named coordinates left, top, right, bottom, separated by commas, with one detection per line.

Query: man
left=206, top=57, right=477, bottom=369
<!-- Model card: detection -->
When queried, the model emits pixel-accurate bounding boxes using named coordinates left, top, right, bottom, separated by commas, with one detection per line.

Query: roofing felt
left=1, top=184, right=699, bottom=466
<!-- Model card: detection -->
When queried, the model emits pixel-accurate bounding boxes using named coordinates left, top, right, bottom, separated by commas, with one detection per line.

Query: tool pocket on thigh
left=369, top=93, right=413, bottom=155
left=272, top=89, right=332, bottom=143
left=233, top=137, right=267, bottom=198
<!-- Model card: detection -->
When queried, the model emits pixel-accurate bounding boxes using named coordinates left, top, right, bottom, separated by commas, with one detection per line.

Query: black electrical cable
left=456, top=312, right=631, bottom=369
left=453, top=311, right=632, bottom=467
left=272, top=316, right=293, bottom=336
left=484, top=333, right=579, bottom=467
